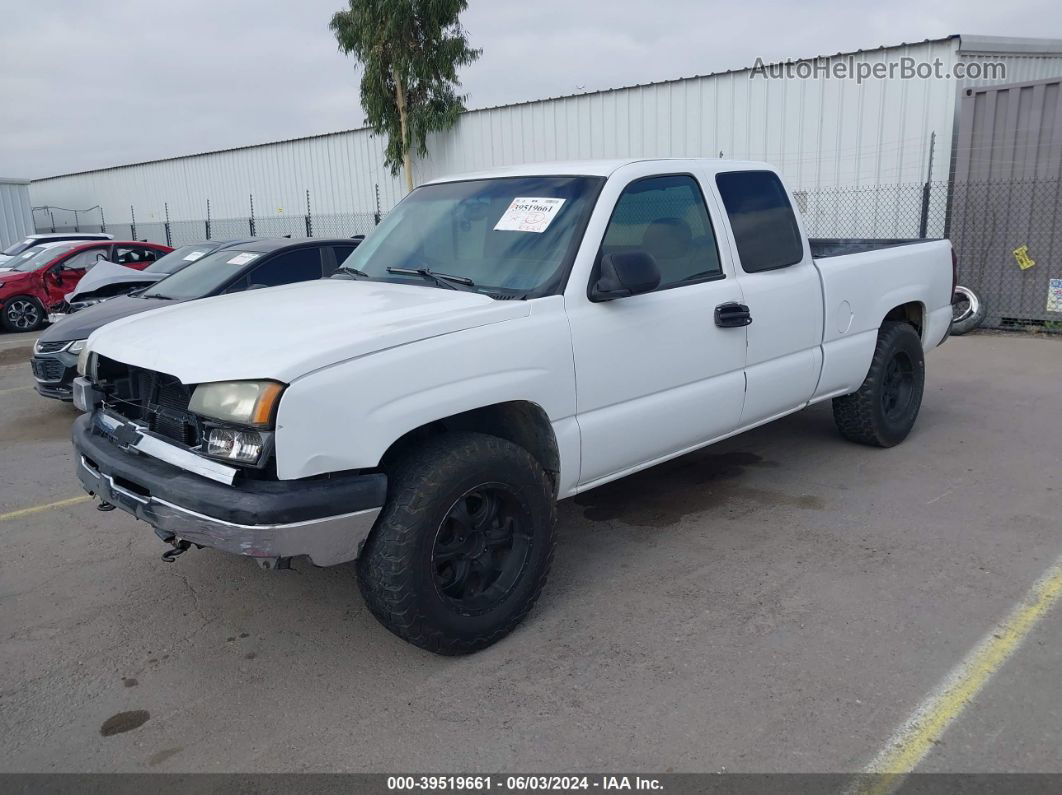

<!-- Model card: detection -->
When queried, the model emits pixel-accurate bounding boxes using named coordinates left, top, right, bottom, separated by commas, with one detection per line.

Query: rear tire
left=832, top=321, right=925, bottom=448
left=357, top=432, right=556, bottom=655
left=2, top=295, right=46, bottom=332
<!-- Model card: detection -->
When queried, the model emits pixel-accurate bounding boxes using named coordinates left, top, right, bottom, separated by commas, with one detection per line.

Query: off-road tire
left=832, top=321, right=925, bottom=448
left=357, top=432, right=556, bottom=655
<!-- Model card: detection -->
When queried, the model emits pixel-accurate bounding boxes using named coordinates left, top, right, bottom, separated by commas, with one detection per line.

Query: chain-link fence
left=32, top=202, right=381, bottom=248
left=792, top=178, right=1060, bottom=332
left=32, top=177, right=1061, bottom=331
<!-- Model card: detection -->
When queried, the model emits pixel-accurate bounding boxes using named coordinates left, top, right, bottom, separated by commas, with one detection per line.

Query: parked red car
left=0, top=240, right=172, bottom=331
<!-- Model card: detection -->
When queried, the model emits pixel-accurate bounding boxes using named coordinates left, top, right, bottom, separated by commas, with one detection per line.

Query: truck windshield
left=142, top=249, right=260, bottom=300
left=339, top=175, right=604, bottom=297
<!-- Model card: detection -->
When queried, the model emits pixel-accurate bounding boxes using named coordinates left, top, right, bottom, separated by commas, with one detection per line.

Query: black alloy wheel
left=431, top=484, right=533, bottom=614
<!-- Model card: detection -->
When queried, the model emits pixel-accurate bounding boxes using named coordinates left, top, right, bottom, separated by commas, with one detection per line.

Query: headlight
left=206, top=428, right=266, bottom=464
left=68, top=339, right=87, bottom=354
left=188, top=380, right=285, bottom=428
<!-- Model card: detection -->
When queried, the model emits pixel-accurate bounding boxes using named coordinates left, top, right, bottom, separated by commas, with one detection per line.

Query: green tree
left=330, top=0, right=480, bottom=193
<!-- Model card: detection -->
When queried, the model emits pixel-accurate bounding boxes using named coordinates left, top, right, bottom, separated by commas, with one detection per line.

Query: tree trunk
left=394, top=78, right=414, bottom=193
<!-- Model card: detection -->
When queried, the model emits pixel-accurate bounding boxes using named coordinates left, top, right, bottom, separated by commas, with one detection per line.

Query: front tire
left=357, top=432, right=556, bottom=655
left=2, top=296, right=46, bottom=332
left=832, top=321, right=925, bottom=448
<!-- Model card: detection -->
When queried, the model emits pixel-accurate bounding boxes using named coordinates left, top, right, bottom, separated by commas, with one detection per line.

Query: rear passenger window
left=600, top=174, right=722, bottom=290
left=715, top=171, right=803, bottom=272
left=247, top=248, right=324, bottom=287
left=114, top=245, right=156, bottom=265
left=328, top=245, right=357, bottom=276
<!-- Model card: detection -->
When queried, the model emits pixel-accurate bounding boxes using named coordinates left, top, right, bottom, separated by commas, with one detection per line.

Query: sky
left=2, top=0, right=1061, bottom=179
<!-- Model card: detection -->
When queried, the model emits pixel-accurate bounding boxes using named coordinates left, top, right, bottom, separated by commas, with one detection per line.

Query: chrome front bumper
left=77, top=455, right=381, bottom=566
left=72, top=402, right=387, bottom=567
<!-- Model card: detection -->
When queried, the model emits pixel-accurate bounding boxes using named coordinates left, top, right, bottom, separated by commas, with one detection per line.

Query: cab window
left=600, top=175, right=723, bottom=290
left=246, top=248, right=325, bottom=287
left=715, top=170, right=803, bottom=272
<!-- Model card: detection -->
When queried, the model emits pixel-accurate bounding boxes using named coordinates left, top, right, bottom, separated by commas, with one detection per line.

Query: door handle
left=714, top=302, right=752, bottom=328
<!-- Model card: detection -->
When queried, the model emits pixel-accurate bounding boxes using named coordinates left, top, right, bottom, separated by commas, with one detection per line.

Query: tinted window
left=247, top=248, right=323, bottom=287
left=114, top=245, right=158, bottom=265
left=146, top=244, right=214, bottom=274
left=144, top=249, right=265, bottom=300
left=715, top=171, right=803, bottom=272
left=330, top=245, right=356, bottom=274
left=600, top=174, right=722, bottom=289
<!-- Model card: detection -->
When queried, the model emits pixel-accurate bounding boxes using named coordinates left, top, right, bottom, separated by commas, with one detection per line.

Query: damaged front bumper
left=72, top=410, right=386, bottom=567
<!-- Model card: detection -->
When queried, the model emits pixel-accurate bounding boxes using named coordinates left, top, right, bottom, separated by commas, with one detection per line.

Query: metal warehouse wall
left=0, top=178, right=34, bottom=249
left=27, top=35, right=1062, bottom=227
left=949, top=76, right=1062, bottom=327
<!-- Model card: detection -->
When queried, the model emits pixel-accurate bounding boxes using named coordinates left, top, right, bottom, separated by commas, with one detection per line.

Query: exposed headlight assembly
left=188, top=380, right=285, bottom=428
left=68, top=339, right=87, bottom=354
left=205, top=428, right=268, bottom=464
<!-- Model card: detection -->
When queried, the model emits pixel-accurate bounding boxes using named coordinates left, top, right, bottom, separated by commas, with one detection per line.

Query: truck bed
left=809, top=238, right=941, bottom=259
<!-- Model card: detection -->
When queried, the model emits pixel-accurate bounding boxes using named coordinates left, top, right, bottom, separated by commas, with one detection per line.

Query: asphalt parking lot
left=1, top=331, right=1060, bottom=774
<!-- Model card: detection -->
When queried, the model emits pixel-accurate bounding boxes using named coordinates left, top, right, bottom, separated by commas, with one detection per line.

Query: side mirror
left=589, top=251, right=661, bottom=302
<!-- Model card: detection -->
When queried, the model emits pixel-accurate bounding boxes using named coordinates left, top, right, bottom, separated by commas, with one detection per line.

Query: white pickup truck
left=71, top=159, right=954, bottom=654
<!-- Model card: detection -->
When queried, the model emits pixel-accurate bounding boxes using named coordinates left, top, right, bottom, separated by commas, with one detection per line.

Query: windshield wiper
left=386, top=266, right=475, bottom=290
left=334, top=265, right=371, bottom=279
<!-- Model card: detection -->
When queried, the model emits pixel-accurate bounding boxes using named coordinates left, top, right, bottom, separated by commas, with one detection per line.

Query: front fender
left=273, top=298, right=576, bottom=481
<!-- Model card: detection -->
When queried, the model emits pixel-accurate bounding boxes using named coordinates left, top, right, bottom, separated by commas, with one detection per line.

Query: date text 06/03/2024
left=386, top=775, right=664, bottom=791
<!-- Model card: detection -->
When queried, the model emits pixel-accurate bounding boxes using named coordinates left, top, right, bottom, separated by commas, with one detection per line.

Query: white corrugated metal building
left=0, top=178, right=34, bottom=250
left=27, top=33, right=1062, bottom=235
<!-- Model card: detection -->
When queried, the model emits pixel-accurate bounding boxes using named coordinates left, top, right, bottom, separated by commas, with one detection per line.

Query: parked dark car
left=31, top=237, right=361, bottom=400
left=54, top=239, right=256, bottom=316
left=1, top=240, right=172, bottom=332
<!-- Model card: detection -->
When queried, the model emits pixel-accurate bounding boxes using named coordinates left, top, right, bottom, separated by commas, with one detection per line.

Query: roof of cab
left=425, top=158, right=773, bottom=184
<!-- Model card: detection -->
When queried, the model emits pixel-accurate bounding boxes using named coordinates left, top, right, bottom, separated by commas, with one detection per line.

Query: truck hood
left=65, top=260, right=163, bottom=302
left=86, top=279, right=531, bottom=384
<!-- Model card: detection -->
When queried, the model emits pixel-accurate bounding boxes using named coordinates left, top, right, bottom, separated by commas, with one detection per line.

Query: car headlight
left=68, top=339, right=87, bottom=354
left=205, top=428, right=267, bottom=464
left=188, top=380, right=285, bottom=428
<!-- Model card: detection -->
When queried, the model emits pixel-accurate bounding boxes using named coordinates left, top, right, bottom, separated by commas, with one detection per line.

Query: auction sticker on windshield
left=227, top=252, right=260, bottom=265
left=183, top=250, right=206, bottom=261
left=494, top=197, right=566, bottom=233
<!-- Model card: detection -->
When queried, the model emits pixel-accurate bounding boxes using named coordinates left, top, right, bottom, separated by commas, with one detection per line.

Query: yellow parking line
left=0, top=385, right=32, bottom=395
left=0, top=495, right=91, bottom=521
left=856, top=556, right=1062, bottom=794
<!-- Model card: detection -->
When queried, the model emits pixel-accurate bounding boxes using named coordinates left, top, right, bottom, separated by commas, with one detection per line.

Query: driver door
left=566, top=173, right=749, bottom=488
left=42, top=247, right=106, bottom=306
